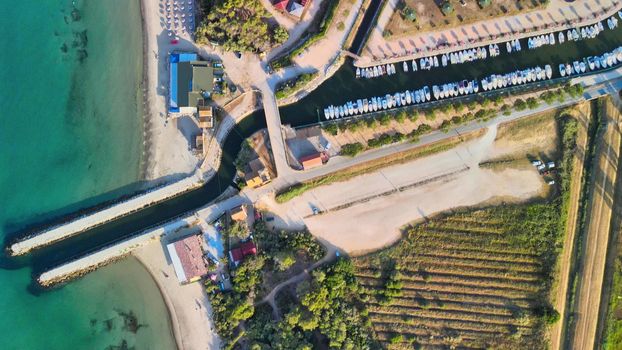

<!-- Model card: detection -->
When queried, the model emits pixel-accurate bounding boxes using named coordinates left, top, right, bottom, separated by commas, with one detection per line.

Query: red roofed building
left=166, top=235, right=208, bottom=284
left=299, top=152, right=324, bottom=170
left=229, top=241, right=258, bottom=266
left=273, top=0, right=289, bottom=11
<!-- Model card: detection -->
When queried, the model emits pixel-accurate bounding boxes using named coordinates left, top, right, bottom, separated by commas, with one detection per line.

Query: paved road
left=259, top=82, right=295, bottom=179
left=568, top=98, right=622, bottom=350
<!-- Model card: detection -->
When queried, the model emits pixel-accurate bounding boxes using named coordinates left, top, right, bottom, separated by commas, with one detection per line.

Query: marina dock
left=9, top=172, right=205, bottom=256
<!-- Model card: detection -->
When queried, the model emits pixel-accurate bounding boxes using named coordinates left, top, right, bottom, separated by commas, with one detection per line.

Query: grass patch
left=275, top=72, right=318, bottom=99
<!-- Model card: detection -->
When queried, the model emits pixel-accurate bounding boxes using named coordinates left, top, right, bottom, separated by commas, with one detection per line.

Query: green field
left=353, top=204, right=563, bottom=349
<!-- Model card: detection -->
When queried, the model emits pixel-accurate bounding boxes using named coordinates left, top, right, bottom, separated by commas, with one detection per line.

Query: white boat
left=415, top=90, right=421, bottom=103
left=357, top=99, right=363, bottom=114
left=588, top=57, right=595, bottom=70
left=549, top=33, right=555, bottom=44
left=473, top=80, right=479, bottom=93
left=433, top=56, right=439, bottom=67
left=579, top=61, right=586, bottom=73
left=355, top=68, right=360, bottom=78
left=394, top=93, right=401, bottom=107
left=405, top=91, right=412, bottom=104
left=424, top=86, right=431, bottom=101
left=391, top=64, right=397, bottom=74
left=433, top=85, right=440, bottom=100
left=381, top=98, right=388, bottom=110
left=565, top=63, right=572, bottom=76
left=442, top=54, right=448, bottom=67
left=363, top=99, right=369, bottom=113
left=619, top=10, right=622, bottom=20
left=558, top=32, right=565, bottom=44
left=599, top=21, right=605, bottom=31
left=545, top=65, right=552, bottom=79
left=400, top=93, right=406, bottom=106
left=412, top=59, right=417, bottom=71
left=573, top=61, right=580, bottom=74
left=403, top=61, right=409, bottom=72
left=507, top=41, right=512, bottom=53
left=373, top=66, right=378, bottom=77
left=371, top=97, right=377, bottom=111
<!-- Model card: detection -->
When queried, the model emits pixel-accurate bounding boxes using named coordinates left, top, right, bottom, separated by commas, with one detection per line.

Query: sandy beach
left=141, top=0, right=200, bottom=181
left=134, top=241, right=221, bottom=350
left=136, top=1, right=220, bottom=349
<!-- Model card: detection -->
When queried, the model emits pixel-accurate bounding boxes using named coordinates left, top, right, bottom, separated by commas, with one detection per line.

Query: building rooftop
left=166, top=235, right=208, bottom=284
left=169, top=53, right=214, bottom=113
left=300, top=152, right=323, bottom=170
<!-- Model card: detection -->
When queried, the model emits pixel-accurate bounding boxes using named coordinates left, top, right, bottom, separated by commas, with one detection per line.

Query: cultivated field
left=353, top=205, right=561, bottom=349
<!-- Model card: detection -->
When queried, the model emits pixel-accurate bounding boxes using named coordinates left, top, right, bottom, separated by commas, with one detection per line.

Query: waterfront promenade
left=357, top=0, right=622, bottom=66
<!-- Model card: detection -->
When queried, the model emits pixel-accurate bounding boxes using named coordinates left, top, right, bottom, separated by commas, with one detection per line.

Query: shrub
left=379, top=114, right=391, bottom=126
left=526, top=97, right=539, bottom=109
left=341, top=142, right=365, bottom=157
left=441, top=1, right=454, bottom=15
left=439, top=120, right=451, bottom=133
left=336, top=21, right=345, bottom=31
left=514, top=98, right=527, bottom=111
left=322, top=123, right=339, bottom=135
left=395, top=111, right=407, bottom=123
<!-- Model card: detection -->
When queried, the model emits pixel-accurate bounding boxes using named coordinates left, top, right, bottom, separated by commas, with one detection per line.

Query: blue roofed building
left=169, top=52, right=215, bottom=114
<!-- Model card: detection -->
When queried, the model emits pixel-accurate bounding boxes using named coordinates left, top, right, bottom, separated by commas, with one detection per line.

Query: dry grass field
left=385, top=0, right=546, bottom=39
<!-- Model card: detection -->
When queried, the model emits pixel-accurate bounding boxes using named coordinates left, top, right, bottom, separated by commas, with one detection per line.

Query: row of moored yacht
left=356, top=63, right=397, bottom=78
left=323, top=87, right=432, bottom=119
left=481, top=65, right=553, bottom=92
left=356, top=44, right=500, bottom=79
left=560, top=46, right=622, bottom=77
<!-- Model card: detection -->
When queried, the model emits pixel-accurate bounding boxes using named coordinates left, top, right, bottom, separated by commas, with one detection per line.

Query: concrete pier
left=10, top=173, right=204, bottom=256
left=38, top=218, right=191, bottom=286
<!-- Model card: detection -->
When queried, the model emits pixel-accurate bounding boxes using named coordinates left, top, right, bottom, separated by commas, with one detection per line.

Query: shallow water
left=0, top=0, right=176, bottom=348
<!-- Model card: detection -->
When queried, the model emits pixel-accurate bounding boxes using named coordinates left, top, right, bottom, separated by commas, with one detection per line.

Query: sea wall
left=9, top=172, right=205, bottom=256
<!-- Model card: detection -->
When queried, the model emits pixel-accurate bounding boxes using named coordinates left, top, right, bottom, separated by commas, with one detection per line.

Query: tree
left=478, top=0, right=492, bottom=8
left=441, top=1, right=454, bottom=16
left=402, top=6, right=417, bottom=22
left=341, top=142, right=365, bottom=157
left=275, top=251, right=296, bottom=271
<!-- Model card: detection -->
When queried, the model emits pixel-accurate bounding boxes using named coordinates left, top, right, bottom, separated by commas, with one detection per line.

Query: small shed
left=299, top=152, right=323, bottom=170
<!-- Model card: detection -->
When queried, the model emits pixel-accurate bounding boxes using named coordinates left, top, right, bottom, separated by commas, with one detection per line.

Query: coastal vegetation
left=275, top=72, right=318, bottom=100
left=195, top=0, right=288, bottom=52
left=353, top=203, right=564, bottom=348
left=270, top=0, right=346, bottom=69
left=207, top=219, right=377, bottom=348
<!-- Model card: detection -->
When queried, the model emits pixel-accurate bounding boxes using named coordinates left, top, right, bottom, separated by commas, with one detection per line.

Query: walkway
left=259, top=82, right=295, bottom=179
left=358, top=0, right=622, bottom=66
left=9, top=171, right=204, bottom=256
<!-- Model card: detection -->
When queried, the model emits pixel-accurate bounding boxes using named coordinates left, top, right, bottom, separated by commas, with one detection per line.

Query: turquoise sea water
left=0, top=0, right=176, bottom=348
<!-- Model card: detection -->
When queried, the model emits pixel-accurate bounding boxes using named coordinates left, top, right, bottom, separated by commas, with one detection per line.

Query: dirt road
left=568, top=98, right=622, bottom=350
left=548, top=102, right=592, bottom=350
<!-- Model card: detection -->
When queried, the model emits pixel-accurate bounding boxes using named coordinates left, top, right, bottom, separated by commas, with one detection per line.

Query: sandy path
left=568, top=99, right=622, bottom=350
left=265, top=125, right=544, bottom=254
left=134, top=242, right=221, bottom=350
